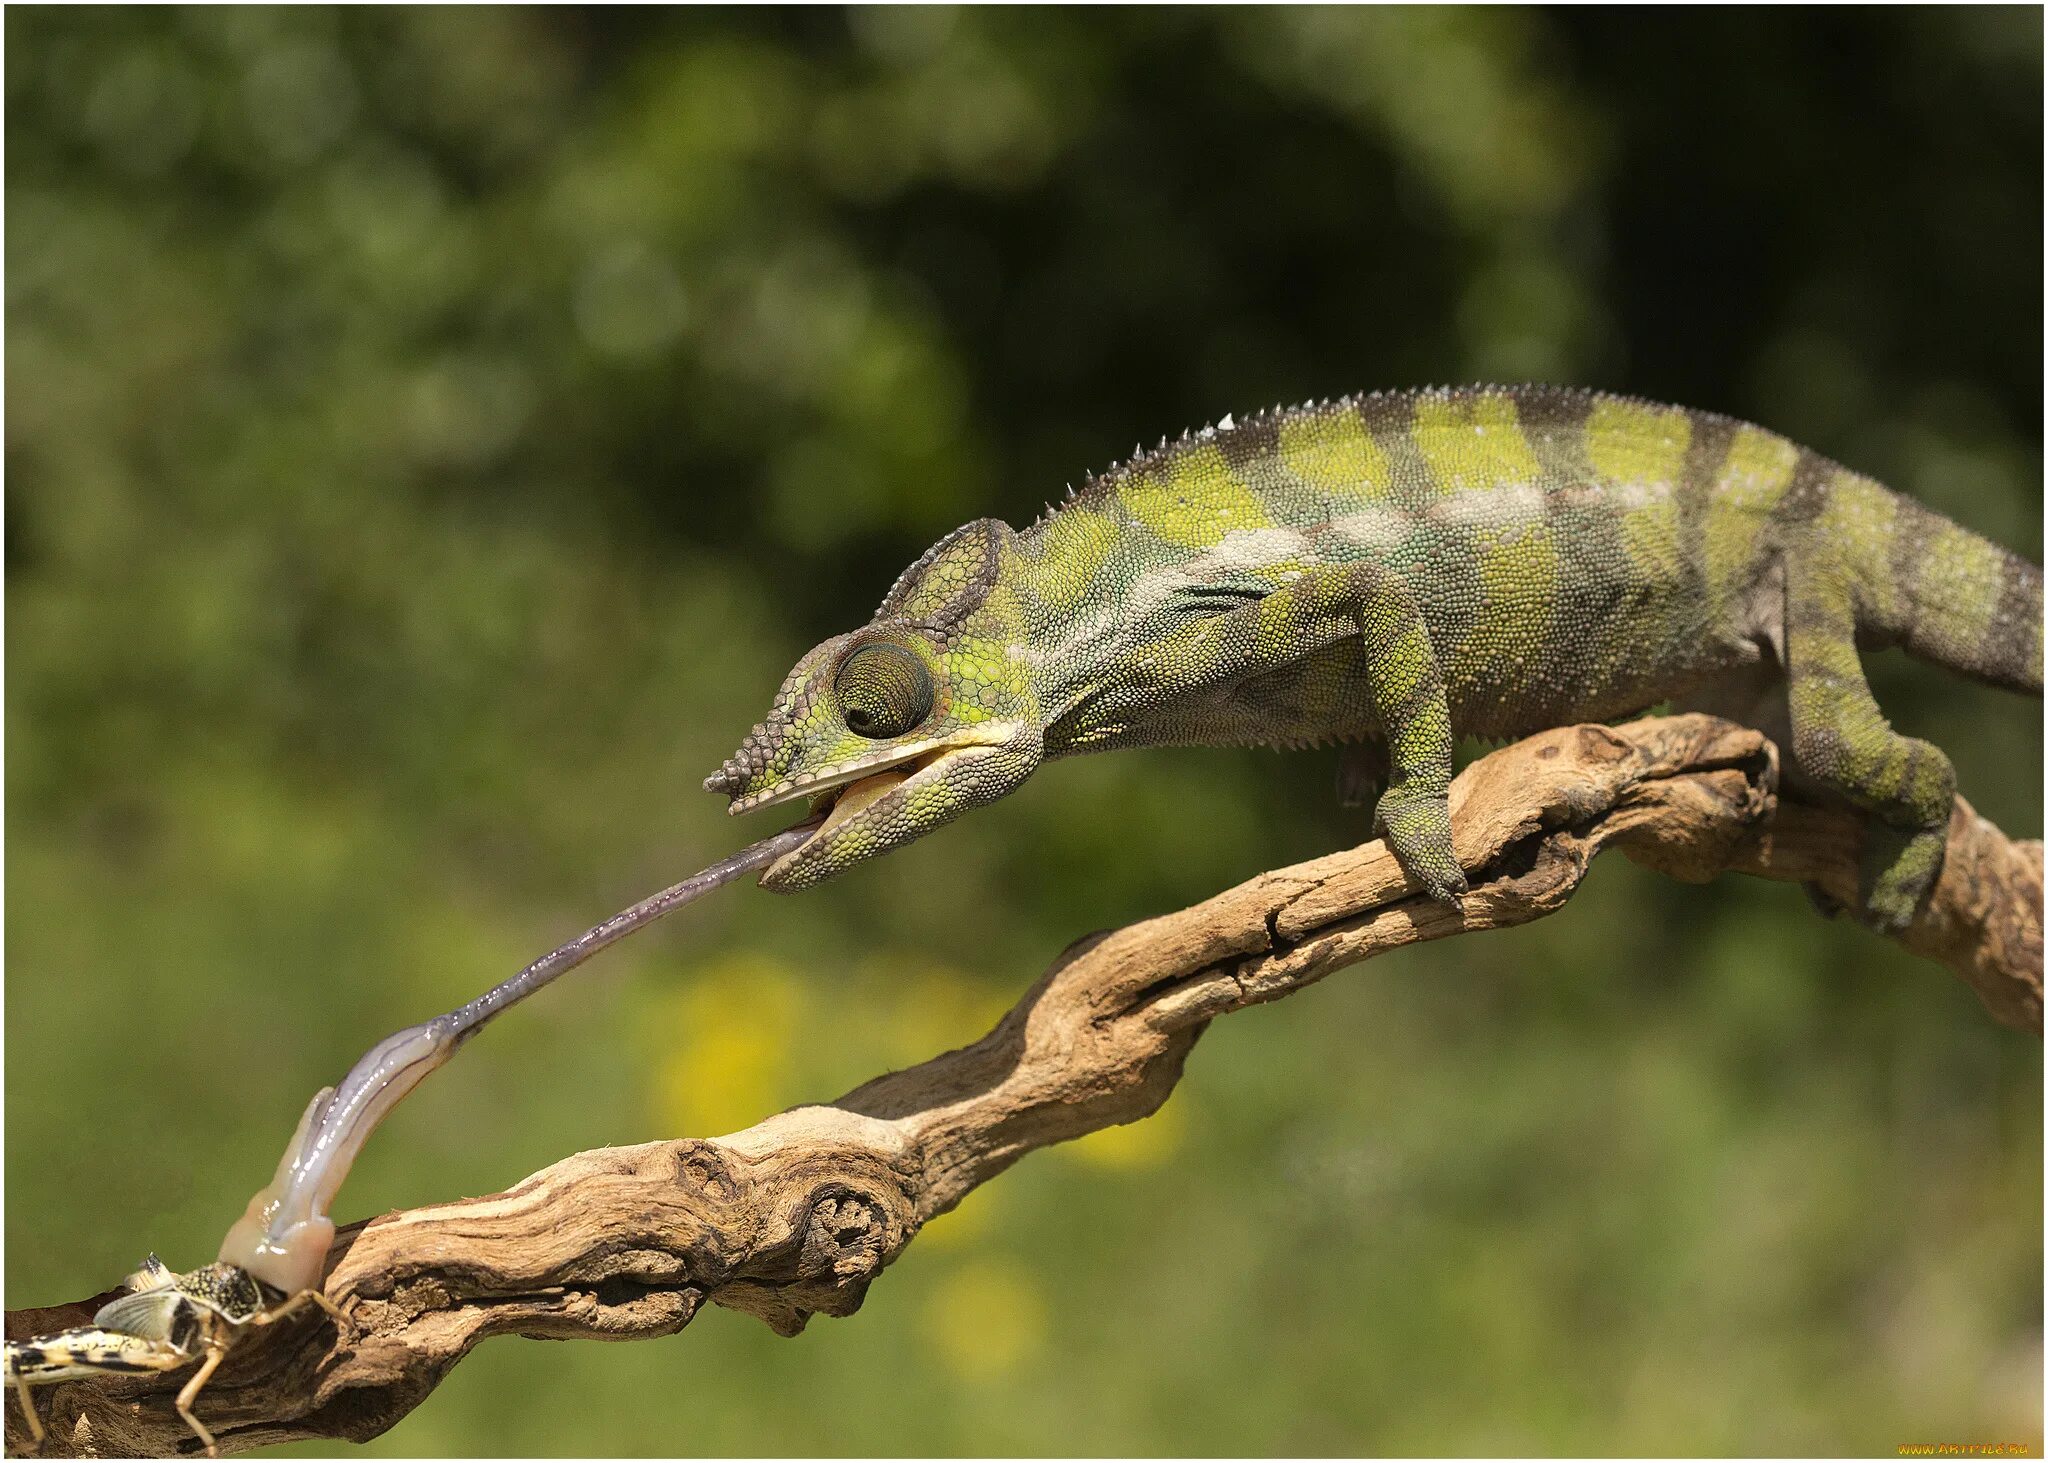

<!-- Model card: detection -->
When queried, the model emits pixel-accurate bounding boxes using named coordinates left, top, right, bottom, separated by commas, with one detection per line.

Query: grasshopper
left=7, top=816, right=821, bottom=1455
left=5, top=1255, right=344, bottom=1456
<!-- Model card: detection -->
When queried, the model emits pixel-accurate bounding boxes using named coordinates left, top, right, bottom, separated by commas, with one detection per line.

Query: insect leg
left=6, top=1327, right=193, bottom=1453
left=4, top=1327, right=192, bottom=1385
left=174, top=1345, right=227, bottom=1458
left=251, top=1287, right=349, bottom=1333
left=12, top=1368, right=44, bottom=1450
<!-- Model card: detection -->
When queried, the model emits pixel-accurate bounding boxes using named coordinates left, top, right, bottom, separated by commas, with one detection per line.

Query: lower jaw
left=759, top=747, right=966, bottom=891
left=811, top=746, right=957, bottom=829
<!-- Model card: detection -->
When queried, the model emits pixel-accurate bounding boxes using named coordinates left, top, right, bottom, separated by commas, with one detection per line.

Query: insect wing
left=90, top=1287, right=184, bottom=1341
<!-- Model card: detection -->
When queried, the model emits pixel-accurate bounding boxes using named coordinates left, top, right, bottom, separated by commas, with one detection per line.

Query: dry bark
left=7, top=715, right=2040, bottom=1457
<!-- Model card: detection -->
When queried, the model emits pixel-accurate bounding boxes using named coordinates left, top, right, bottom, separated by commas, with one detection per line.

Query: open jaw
left=724, top=729, right=978, bottom=819
left=792, top=744, right=961, bottom=843
left=736, top=734, right=1006, bottom=874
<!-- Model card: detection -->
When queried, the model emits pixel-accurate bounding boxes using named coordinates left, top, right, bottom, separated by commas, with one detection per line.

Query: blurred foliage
left=6, top=7, right=2041, bottom=1455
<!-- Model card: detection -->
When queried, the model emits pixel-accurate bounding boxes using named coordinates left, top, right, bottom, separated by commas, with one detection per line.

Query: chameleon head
left=706, top=518, right=1044, bottom=890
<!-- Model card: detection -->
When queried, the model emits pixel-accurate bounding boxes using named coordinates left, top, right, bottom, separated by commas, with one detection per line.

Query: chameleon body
left=707, top=385, right=2042, bottom=929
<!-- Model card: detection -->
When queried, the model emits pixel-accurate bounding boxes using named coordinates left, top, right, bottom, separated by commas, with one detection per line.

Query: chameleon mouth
left=752, top=722, right=1039, bottom=890
left=720, top=741, right=944, bottom=817
left=775, top=743, right=967, bottom=871
left=809, top=747, right=953, bottom=840
left=722, top=727, right=1017, bottom=819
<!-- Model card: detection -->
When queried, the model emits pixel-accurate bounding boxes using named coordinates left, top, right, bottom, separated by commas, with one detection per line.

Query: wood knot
left=1567, top=723, right=1634, bottom=763
left=798, top=1193, right=886, bottom=1280
left=671, top=1140, right=742, bottom=1200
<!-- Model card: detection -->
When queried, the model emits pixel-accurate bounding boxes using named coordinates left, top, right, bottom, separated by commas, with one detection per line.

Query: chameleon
left=706, top=384, right=2042, bottom=930
left=9, top=385, right=2036, bottom=1449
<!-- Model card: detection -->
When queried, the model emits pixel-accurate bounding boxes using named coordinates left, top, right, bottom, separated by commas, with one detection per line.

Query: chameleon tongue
left=222, top=816, right=823, bottom=1294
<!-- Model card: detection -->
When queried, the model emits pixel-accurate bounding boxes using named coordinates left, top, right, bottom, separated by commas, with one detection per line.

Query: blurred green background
left=7, top=7, right=2042, bottom=1456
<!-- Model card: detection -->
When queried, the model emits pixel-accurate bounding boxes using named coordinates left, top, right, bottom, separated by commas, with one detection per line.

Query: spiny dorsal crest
left=1077, top=401, right=1299, bottom=494
left=874, top=517, right=1008, bottom=627
left=1044, top=385, right=1669, bottom=529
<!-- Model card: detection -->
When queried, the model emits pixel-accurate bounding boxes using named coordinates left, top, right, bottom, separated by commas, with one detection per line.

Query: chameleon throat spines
left=710, top=384, right=2040, bottom=928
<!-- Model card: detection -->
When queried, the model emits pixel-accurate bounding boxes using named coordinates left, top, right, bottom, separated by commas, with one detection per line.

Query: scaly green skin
left=707, top=385, right=2043, bottom=930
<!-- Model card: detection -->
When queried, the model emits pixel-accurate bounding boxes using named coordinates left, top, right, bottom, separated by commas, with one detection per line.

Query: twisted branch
left=8, top=715, right=2040, bottom=1456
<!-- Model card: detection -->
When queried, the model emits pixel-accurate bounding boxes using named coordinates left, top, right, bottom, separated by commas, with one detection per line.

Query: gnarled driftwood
left=7, top=715, right=2040, bottom=1456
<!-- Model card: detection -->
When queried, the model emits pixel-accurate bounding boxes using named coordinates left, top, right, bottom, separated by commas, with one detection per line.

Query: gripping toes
left=1374, top=784, right=1468, bottom=905
left=1859, top=822, right=1947, bottom=934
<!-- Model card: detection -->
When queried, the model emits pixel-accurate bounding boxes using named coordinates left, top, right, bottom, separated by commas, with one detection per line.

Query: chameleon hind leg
left=1783, top=563, right=1956, bottom=931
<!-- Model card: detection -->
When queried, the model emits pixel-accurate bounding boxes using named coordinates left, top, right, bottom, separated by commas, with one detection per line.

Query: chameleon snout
left=704, top=724, right=785, bottom=798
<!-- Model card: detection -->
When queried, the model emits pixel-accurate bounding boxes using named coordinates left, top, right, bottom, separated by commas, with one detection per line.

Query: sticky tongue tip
left=222, top=819, right=824, bottom=1289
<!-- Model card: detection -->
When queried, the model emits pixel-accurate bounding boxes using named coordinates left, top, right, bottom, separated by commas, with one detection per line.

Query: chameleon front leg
left=1335, top=739, right=1388, bottom=811
left=1071, top=562, right=1467, bottom=903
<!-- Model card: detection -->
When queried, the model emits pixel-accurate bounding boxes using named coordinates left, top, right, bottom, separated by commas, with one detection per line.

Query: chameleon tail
left=1841, top=478, right=2042, bottom=694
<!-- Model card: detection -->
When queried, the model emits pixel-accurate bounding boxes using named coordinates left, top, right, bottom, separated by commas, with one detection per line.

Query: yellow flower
left=916, top=1187, right=997, bottom=1252
left=859, top=954, right=1012, bottom=1068
left=921, top=1258, right=1046, bottom=1380
left=1067, top=1095, right=1185, bottom=1171
left=646, top=952, right=803, bottom=1136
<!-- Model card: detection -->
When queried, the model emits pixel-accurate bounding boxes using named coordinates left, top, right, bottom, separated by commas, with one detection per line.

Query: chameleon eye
left=835, top=643, right=933, bottom=740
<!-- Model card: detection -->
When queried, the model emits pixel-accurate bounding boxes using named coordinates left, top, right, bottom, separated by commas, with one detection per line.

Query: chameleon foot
left=1858, top=823, right=1944, bottom=935
left=1373, top=785, right=1468, bottom=905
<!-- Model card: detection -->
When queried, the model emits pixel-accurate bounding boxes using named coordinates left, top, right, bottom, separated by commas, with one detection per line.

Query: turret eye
left=835, top=643, right=933, bottom=740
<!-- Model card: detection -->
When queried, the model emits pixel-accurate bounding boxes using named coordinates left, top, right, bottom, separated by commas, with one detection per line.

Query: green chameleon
left=706, top=385, right=2041, bottom=930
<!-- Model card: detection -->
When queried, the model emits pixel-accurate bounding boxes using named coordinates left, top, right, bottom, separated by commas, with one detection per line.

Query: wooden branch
left=8, top=715, right=2039, bottom=1457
